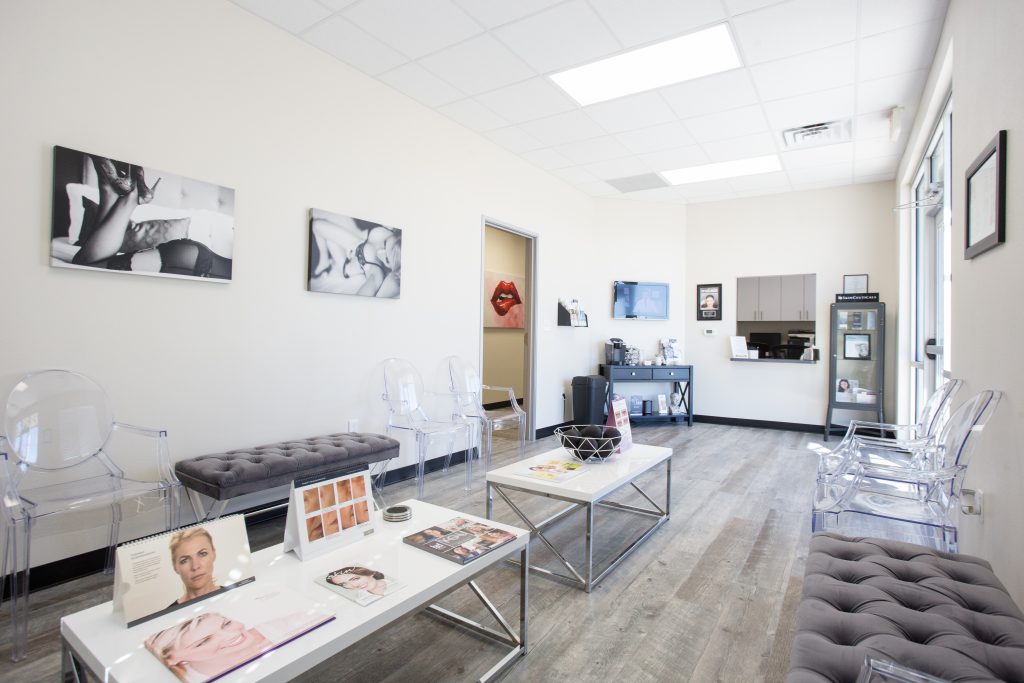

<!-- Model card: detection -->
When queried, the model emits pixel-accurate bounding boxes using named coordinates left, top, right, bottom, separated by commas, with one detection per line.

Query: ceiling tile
left=701, top=131, right=779, bottom=162
left=782, top=142, right=853, bottom=170
left=589, top=0, right=727, bottom=48
left=673, top=179, right=736, bottom=197
left=554, top=136, right=633, bottom=165
left=683, top=104, right=770, bottom=143
left=623, top=185, right=689, bottom=201
left=855, top=173, right=897, bottom=185
left=553, top=166, right=599, bottom=183
left=724, top=0, right=787, bottom=16
left=574, top=180, right=620, bottom=196
left=615, top=122, right=696, bottom=154
left=520, top=147, right=574, bottom=170
left=379, top=63, right=465, bottom=107
left=731, top=0, right=857, bottom=64
left=418, top=34, right=535, bottom=96
left=232, top=0, right=333, bottom=34
left=493, top=0, right=622, bottom=74
left=519, top=110, right=607, bottom=146
left=854, top=155, right=898, bottom=176
left=342, top=0, right=483, bottom=60
left=857, top=70, right=927, bottom=115
left=452, top=0, right=565, bottom=29
left=640, top=145, right=711, bottom=171
left=475, top=78, right=578, bottom=123
left=302, top=16, right=407, bottom=75
left=860, top=0, right=948, bottom=38
left=750, top=43, right=856, bottom=101
left=660, top=69, right=759, bottom=119
left=316, top=0, right=356, bottom=9
left=855, top=137, right=899, bottom=160
left=762, top=85, right=854, bottom=131
left=582, top=156, right=652, bottom=181
left=788, top=161, right=853, bottom=185
left=583, top=92, right=677, bottom=134
left=727, top=170, right=790, bottom=191
left=482, top=126, right=546, bottom=153
left=790, top=176, right=853, bottom=191
left=858, top=21, right=942, bottom=81
left=854, top=111, right=892, bottom=140
left=437, top=98, right=509, bottom=131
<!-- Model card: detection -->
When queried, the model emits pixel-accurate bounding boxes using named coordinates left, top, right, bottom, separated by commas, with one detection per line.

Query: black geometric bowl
left=554, top=425, right=622, bottom=462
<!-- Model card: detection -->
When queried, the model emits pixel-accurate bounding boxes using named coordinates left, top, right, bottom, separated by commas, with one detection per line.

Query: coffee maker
left=605, top=338, right=626, bottom=365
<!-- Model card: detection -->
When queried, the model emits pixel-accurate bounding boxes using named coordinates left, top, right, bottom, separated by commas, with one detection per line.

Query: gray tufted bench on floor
left=174, top=433, right=400, bottom=521
left=787, top=532, right=1024, bottom=682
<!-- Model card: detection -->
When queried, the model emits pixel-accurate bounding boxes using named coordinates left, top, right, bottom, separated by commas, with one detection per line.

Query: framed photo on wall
left=844, top=333, right=871, bottom=360
left=696, top=283, right=722, bottom=320
left=964, top=130, right=1007, bottom=259
left=843, top=274, right=868, bottom=294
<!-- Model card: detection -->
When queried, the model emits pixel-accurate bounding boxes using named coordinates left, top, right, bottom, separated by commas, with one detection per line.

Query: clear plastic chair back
left=916, top=379, right=963, bottom=437
left=382, top=358, right=425, bottom=419
left=934, top=389, right=1001, bottom=471
left=4, top=369, right=113, bottom=469
left=447, top=356, right=484, bottom=417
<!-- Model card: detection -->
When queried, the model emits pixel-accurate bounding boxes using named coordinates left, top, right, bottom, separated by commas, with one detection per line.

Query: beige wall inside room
left=684, top=183, right=898, bottom=426
left=482, top=226, right=527, bottom=401
left=895, top=0, right=1024, bottom=604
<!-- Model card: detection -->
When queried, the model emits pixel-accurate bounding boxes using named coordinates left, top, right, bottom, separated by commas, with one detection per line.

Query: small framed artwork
left=835, top=378, right=859, bottom=402
left=697, top=283, right=722, bottom=320
left=844, top=333, right=871, bottom=360
left=843, top=274, right=868, bottom=294
left=965, top=130, right=1006, bottom=259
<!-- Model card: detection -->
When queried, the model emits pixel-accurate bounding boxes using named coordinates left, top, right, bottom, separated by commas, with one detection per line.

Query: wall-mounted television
left=613, top=281, right=669, bottom=320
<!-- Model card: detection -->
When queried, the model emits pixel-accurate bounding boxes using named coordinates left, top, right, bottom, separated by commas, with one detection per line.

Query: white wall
left=684, top=183, right=898, bottom=424
left=0, top=0, right=688, bottom=564
left=482, top=226, right=526, bottom=399
left=898, top=0, right=1024, bottom=604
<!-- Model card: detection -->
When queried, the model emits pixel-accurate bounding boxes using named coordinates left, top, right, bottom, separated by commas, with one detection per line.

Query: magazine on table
left=403, top=517, right=517, bottom=564
left=315, top=565, right=405, bottom=606
left=516, top=457, right=587, bottom=482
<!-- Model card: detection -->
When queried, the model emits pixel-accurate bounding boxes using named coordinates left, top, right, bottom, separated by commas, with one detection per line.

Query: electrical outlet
left=348, top=418, right=360, bottom=432
left=961, top=488, right=983, bottom=516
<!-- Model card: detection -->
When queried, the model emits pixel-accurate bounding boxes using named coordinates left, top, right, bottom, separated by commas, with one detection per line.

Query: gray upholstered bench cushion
left=787, top=532, right=1024, bottom=682
left=174, top=433, right=400, bottom=500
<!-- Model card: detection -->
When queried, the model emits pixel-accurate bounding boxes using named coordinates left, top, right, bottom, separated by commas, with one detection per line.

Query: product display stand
left=824, top=302, right=885, bottom=440
left=599, top=364, right=693, bottom=426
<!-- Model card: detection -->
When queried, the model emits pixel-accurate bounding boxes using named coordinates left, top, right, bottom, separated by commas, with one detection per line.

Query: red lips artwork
left=484, top=271, right=525, bottom=328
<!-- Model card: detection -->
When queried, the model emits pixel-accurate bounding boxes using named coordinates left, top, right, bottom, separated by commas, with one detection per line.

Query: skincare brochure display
left=283, top=466, right=376, bottom=560
left=113, top=515, right=254, bottom=627
left=315, top=565, right=406, bottom=607
left=403, top=517, right=516, bottom=564
left=516, top=457, right=587, bottom=482
left=606, top=397, right=634, bottom=452
left=142, top=585, right=334, bottom=683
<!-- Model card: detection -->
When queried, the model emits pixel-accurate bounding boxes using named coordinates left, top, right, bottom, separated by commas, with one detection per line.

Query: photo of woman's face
left=340, top=505, right=356, bottom=529
left=319, top=483, right=336, bottom=508
left=322, top=510, right=340, bottom=536
left=173, top=536, right=217, bottom=592
left=329, top=571, right=378, bottom=591
left=303, top=489, right=320, bottom=514
left=354, top=500, right=369, bottom=524
left=351, top=476, right=367, bottom=500
left=306, top=514, right=324, bottom=541
left=167, top=614, right=259, bottom=673
left=336, top=479, right=353, bottom=503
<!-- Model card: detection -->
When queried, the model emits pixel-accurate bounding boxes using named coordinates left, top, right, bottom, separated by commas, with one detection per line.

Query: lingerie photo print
left=50, top=145, right=235, bottom=282
left=307, top=207, right=403, bottom=299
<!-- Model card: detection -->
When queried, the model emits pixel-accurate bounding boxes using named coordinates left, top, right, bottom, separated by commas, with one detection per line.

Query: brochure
left=516, top=457, right=587, bottom=482
left=403, top=517, right=517, bottom=564
left=283, top=465, right=377, bottom=560
left=142, top=585, right=333, bottom=683
left=315, top=565, right=405, bottom=606
left=113, top=515, right=254, bottom=628
left=606, top=397, right=633, bottom=452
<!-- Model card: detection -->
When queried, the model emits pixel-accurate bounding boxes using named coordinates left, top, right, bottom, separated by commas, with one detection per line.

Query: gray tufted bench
left=787, top=532, right=1024, bottom=682
left=174, top=433, right=400, bottom=521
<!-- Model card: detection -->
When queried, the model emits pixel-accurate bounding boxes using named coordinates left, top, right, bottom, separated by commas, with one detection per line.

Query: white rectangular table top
left=486, top=443, right=673, bottom=503
left=61, top=500, right=528, bottom=683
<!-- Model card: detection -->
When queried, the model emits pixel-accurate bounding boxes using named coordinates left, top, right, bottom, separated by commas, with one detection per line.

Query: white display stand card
left=606, top=396, right=634, bottom=452
left=283, top=465, right=377, bottom=560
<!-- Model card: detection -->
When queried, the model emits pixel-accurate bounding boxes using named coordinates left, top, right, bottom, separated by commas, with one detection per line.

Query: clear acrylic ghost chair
left=0, top=369, right=181, bottom=661
left=812, top=390, right=1001, bottom=552
left=382, top=358, right=473, bottom=498
left=811, top=379, right=963, bottom=484
left=856, top=657, right=951, bottom=683
left=445, top=356, right=526, bottom=472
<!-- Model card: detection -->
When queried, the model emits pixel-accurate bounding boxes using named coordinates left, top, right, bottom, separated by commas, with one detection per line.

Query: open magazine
left=515, top=457, right=587, bottom=483
left=142, top=585, right=333, bottom=683
left=315, top=565, right=405, bottom=606
left=403, top=517, right=516, bottom=564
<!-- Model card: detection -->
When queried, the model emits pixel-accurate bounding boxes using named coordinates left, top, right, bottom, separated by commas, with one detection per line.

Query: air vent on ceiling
left=606, top=173, right=669, bottom=193
left=782, top=119, right=852, bottom=149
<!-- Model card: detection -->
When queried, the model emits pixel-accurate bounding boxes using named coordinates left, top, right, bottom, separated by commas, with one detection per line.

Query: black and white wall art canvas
left=308, top=208, right=402, bottom=299
left=50, top=146, right=235, bottom=282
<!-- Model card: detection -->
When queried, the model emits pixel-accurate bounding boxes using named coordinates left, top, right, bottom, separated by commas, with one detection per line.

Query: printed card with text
left=283, top=466, right=377, bottom=560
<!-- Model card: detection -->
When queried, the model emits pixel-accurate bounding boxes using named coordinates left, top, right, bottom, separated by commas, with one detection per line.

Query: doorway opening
left=481, top=219, right=536, bottom=441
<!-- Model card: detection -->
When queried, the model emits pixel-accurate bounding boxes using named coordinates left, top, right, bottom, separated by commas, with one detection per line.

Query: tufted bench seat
left=787, top=532, right=1024, bottom=682
left=174, top=432, right=400, bottom=520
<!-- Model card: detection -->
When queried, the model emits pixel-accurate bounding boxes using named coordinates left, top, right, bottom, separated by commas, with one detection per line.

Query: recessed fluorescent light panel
left=549, top=24, right=741, bottom=106
left=661, top=155, right=782, bottom=185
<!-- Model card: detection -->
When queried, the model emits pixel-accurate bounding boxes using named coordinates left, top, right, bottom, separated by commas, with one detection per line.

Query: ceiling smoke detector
left=782, top=119, right=852, bottom=148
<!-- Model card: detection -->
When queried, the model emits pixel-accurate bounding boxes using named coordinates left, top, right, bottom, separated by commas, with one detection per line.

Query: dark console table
left=600, top=364, right=693, bottom=426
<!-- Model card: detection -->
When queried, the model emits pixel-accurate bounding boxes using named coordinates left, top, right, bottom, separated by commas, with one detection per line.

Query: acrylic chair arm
left=481, top=385, right=525, bottom=415
left=857, top=656, right=951, bottom=683
left=111, top=421, right=178, bottom=485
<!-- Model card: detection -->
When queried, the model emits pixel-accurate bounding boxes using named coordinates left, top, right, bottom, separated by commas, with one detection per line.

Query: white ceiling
left=230, top=0, right=947, bottom=204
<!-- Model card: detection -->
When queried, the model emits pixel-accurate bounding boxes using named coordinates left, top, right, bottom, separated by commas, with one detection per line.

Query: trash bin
left=571, top=375, right=608, bottom=425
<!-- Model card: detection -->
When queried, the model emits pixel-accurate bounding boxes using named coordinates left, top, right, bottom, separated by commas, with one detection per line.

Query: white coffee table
left=485, top=443, right=672, bottom=593
left=60, top=500, right=529, bottom=683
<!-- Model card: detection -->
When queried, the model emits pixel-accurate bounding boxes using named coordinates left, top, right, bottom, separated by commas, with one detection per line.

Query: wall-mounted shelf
left=557, top=300, right=588, bottom=327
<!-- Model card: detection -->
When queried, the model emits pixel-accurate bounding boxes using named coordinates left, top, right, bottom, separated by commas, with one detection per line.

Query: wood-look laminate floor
left=0, top=422, right=820, bottom=682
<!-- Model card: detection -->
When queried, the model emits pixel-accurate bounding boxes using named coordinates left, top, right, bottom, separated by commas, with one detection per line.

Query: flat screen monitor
left=613, top=281, right=669, bottom=320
